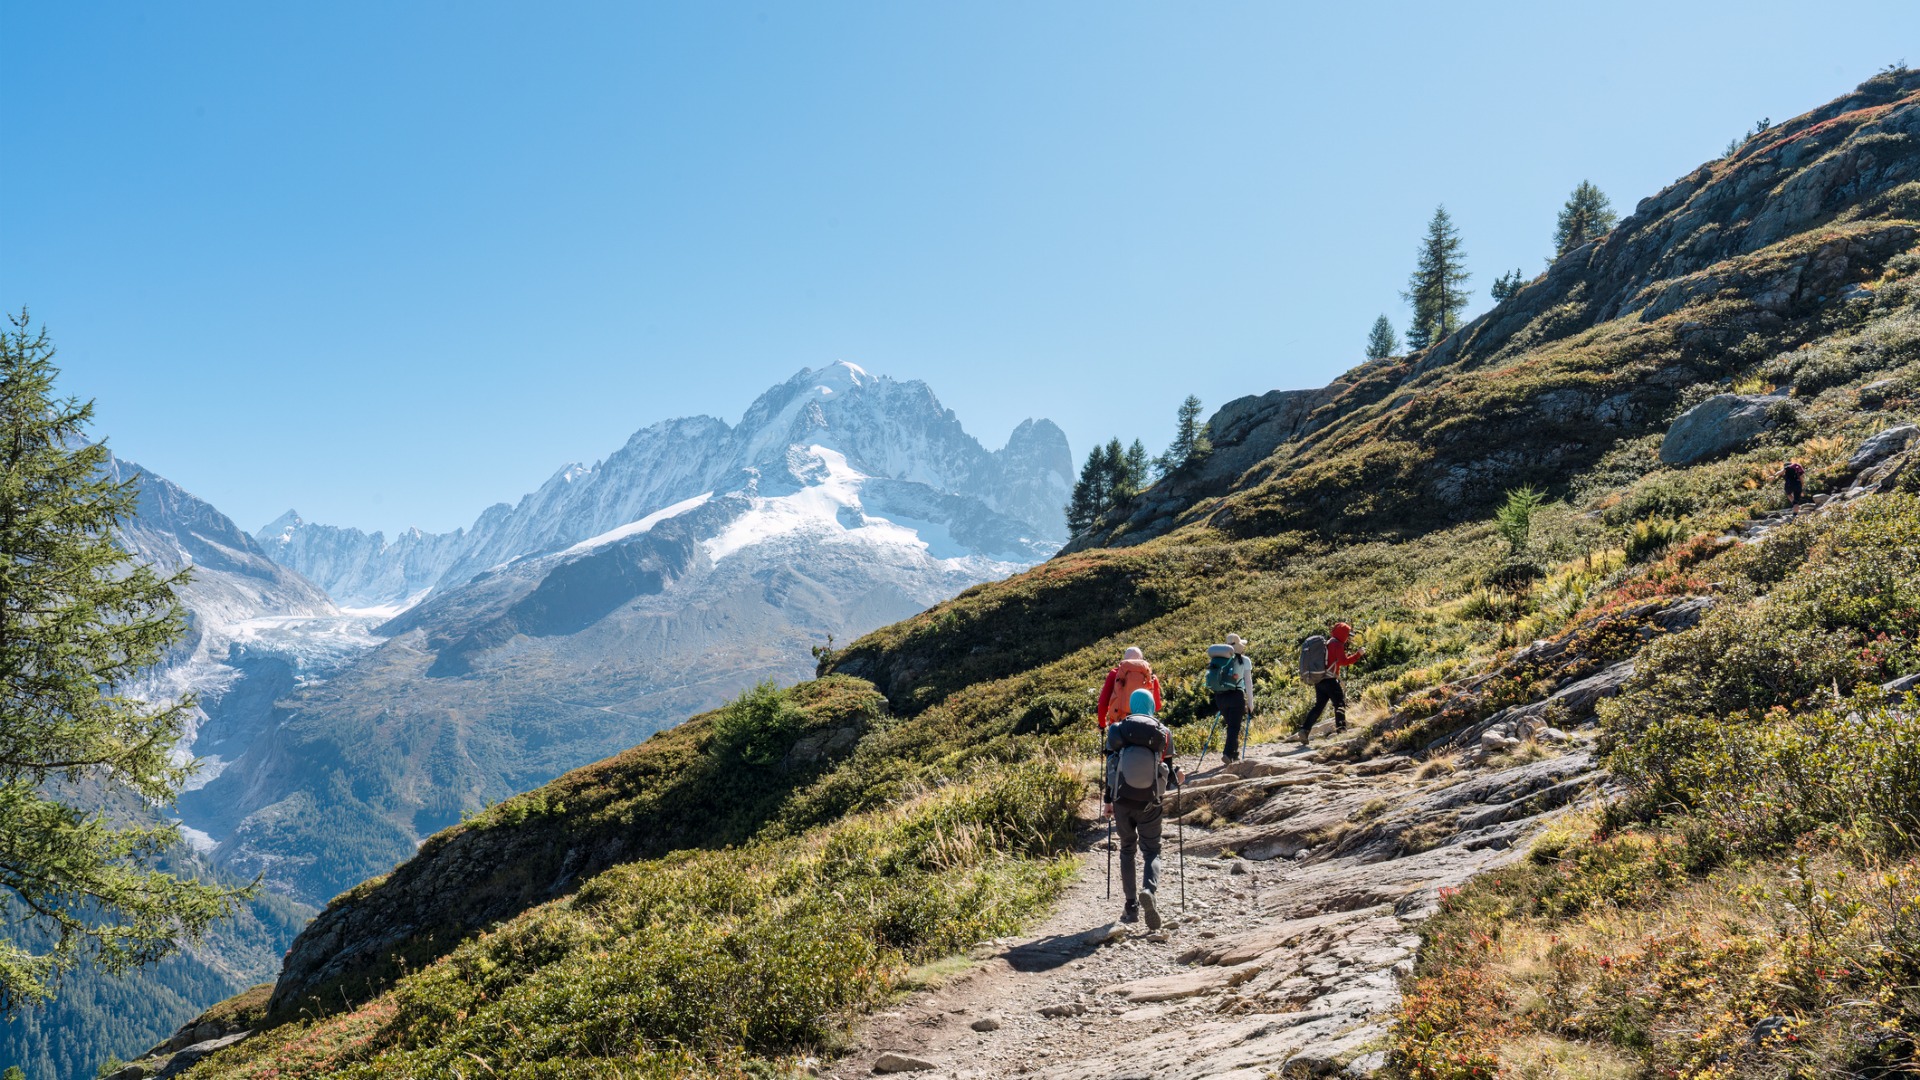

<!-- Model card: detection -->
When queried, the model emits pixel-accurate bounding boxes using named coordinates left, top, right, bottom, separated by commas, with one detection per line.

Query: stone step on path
left=826, top=740, right=1599, bottom=1079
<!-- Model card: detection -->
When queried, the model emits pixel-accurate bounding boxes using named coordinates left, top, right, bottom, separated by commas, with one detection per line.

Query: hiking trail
left=826, top=735, right=1602, bottom=1079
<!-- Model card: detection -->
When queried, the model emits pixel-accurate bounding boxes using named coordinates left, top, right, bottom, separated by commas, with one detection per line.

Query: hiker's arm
left=1096, top=670, right=1115, bottom=718
left=1240, top=658, right=1255, bottom=711
left=1150, top=676, right=1162, bottom=712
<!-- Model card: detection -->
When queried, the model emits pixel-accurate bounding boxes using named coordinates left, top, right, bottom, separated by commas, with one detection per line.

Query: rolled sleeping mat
left=1206, top=643, right=1235, bottom=658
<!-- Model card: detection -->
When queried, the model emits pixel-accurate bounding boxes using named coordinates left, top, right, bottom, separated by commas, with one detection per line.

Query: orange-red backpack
left=1103, top=659, right=1155, bottom=727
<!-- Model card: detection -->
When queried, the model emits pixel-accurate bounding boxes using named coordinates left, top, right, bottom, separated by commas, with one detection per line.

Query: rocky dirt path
left=827, top=737, right=1601, bottom=1079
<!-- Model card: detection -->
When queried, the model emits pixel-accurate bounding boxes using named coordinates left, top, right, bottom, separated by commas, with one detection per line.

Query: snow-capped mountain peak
left=259, top=363, right=1071, bottom=608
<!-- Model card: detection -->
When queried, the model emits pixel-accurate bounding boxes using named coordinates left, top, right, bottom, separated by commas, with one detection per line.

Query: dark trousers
left=1297, top=677, right=1347, bottom=737
left=1213, top=690, right=1246, bottom=760
left=1114, top=798, right=1163, bottom=900
left=1786, top=477, right=1804, bottom=505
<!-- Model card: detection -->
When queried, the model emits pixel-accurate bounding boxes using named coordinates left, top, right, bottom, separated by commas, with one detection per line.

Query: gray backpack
left=1107, top=716, right=1168, bottom=802
left=1300, top=635, right=1330, bottom=685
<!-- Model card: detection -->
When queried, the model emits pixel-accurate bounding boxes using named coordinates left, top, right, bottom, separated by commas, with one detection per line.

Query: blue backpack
left=1203, top=644, right=1243, bottom=692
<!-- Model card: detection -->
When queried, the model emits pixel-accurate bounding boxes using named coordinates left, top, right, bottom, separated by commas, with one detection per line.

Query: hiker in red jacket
left=1097, top=647, right=1163, bottom=729
left=1295, top=622, right=1365, bottom=745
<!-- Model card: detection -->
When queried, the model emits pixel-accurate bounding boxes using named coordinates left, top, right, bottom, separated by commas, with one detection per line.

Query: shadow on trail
left=1002, top=930, right=1107, bottom=973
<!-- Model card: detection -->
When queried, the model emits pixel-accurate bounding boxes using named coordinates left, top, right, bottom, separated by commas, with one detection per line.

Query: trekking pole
left=1195, top=712, right=1222, bottom=773
left=1104, top=806, right=1113, bottom=900
left=1177, top=787, right=1187, bottom=911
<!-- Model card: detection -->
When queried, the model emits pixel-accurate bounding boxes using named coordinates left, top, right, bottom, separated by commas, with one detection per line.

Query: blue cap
left=1129, top=688, right=1156, bottom=716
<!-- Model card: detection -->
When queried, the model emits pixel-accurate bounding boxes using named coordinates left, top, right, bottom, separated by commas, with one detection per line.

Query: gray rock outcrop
left=1851, top=424, right=1917, bottom=471
left=1659, top=393, right=1788, bottom=465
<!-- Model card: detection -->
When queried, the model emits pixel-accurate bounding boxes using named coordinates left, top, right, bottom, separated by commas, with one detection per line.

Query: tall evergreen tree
left=1065, top=444, right=1110, bottom=537
left=1552, top=181, right=1617, bottom=258
left=1100, top=438, right=1127, bottom=502
left=1365, top=315, right=1400, bottom=360
left=1120, top=439, right=1150, bottom=500
left=0, top=312, right=243, bottom=1012
left=1403, top=205, right=1471, bottom=352
left=1154, top=395, right=1210, bottom=476
left=1066, top=437, right=1152, bottom=537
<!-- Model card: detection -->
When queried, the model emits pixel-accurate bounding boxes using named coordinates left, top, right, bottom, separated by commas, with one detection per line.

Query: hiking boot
left=1334, top=716, right=1349, bottom=733
left=1140, top=890, right=1162, bottom=931
left=1121, top=899, right=1139, bottom=924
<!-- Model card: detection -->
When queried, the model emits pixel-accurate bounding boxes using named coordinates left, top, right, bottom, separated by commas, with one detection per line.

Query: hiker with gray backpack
left=1295, top=622, right=1364, bottom=746
left=1202, top=633, right=1256, bottom=764
left=1104, top=688, right=1183, bottom=929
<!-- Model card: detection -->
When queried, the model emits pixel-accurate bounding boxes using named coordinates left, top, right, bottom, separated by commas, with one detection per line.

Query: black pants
left=1114, top=798, right=1163, bottom=900
left=1786, top=477, right=1804, bottom=505
left=1213, top=690, right=1246, bottom=760
left=1297, top=677, right=1346, bottom=738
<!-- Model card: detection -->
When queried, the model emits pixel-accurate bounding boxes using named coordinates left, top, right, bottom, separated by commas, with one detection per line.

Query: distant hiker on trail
left=1778, top=459, right=1806, bottom=506
left=1295, top=622, right=1364, bottom=746
left=1097, top=646, right=1162, bottom=729
left=1203, top=634, right=1255, bottom=763
left=1104, top=687, right=1182, bottom=930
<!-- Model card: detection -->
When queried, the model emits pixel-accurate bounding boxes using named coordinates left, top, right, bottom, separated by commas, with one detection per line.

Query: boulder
left=1850, top=424, right=1917, bottom=471
left=872, top=1052, right=937, bottom=1073
left=1659, top=393, right=1787, bottom=465
left=155, top=1031, right=253, bottom=1078
left=1885, top=672, right=1920, bottom=694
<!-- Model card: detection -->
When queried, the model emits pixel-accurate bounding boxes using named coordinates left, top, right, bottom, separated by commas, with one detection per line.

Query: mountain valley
left=124, top=68, right=1920, bottom=1080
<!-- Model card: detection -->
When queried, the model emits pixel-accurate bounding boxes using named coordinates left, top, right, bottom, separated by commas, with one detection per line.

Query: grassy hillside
left=165, top=69, right=1920, bottom=1079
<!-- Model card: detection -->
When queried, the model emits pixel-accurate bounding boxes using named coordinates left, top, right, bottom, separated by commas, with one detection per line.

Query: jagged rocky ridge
left=1080, top=72, right=1920, bottom=548
left=259, top=363, right=1072, bottom=607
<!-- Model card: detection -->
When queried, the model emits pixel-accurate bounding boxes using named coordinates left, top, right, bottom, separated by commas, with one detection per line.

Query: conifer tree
left=1066, top=444, right=1110, bottom=537
left=1067, top=437, right=1154, bottom=537
left=1552, top=181, right=1617, bottom=258
left=1403, top=205, right=1471, bottom=352
left=1154, top=395, right=1210, bottom=476
left=0, top=312, right=244, bottom=1012
left=1120, top=439, right=1149, bottom=500
left=1490, top=268, right=1529, bottom=303
left=1100, top=438, right=1127, bottom=501
left=1365, top=315, right=1400, bottom=360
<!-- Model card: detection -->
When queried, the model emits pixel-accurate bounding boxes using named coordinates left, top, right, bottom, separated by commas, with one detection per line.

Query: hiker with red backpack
left=1103, top=688, right=1183, bottom=929
left=1778, top=459, right=1806, bottom=506
left=1202, top=634, right=1256, bottom=763
left=1097, top=647, right=1162, bottom=730
left=1295, top=622, right=1365, bottom=746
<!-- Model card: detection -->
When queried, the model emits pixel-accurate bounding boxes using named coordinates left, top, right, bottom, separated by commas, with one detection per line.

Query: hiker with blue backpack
left=1295, top=622, right=1364, bottom=746
left=1104, top=688, right=1183, bottom=929
left=1203, top=634, right=1256, bottom=764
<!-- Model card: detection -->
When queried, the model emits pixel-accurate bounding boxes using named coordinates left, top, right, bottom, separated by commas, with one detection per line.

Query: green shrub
left=709, top=682, right=810, bottom=767
left=1623, top=517, right=1683, bottom=563
left=1011, top=691, right=1088, bottom=736
left=1605, top=494, right=1920, bottom=810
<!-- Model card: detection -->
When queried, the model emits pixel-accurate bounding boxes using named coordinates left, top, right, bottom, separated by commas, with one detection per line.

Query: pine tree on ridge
left=1403, top=205, right=1471, bottom=352
left=1366, top=315, right=1400, bottom=360
left=1553, top=180, right=1617, bottom=259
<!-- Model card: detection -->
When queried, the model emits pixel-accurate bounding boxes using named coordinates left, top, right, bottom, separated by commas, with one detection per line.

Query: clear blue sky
left=6, top=2, right=1916, bottom=536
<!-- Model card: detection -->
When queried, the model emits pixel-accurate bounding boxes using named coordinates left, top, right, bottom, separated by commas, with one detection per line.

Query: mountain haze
left=171, top=363, right=1074, bottom=905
